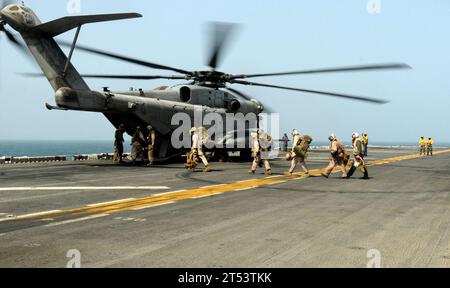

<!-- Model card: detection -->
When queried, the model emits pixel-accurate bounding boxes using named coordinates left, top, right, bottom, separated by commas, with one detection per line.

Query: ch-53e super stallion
left=0, top=1, right=411, bottom=161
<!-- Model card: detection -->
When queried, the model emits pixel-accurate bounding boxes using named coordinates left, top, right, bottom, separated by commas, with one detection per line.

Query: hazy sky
left=0, top=0, right=449, bottom=143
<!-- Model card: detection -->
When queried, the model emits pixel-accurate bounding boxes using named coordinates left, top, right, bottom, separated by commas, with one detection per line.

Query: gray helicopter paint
left=1, top=4, right=259, bottom=159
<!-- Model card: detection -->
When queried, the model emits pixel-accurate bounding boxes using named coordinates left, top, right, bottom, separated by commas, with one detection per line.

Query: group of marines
left=113, top=124, right=156, bottom=166
left=249, top=130, right=369, bottom=179
left=113, top=125, right=369, bottom=179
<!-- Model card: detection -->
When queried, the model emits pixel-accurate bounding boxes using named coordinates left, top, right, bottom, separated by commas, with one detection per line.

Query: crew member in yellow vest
left=419, top=136, right=427, bottom=156
left=362, top=133, right=369, bottom=157
left=426, top=137, right=434, bottom=156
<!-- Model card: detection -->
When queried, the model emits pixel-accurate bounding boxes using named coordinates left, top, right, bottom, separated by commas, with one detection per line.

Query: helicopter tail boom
left=29, top=13, right=142, bottom=37
left=0, top=4, right=141, bottom=110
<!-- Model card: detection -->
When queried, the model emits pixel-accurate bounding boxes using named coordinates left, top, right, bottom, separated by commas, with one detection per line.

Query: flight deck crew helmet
left=328, top=133, right=336, bottom=142
left=189, top=127, right=197, bottom=134
left=147, top=125, right=153, bottom=130
left=352, top=132, right=359, bottom=138
left=292, top=129, right=300, bottom=136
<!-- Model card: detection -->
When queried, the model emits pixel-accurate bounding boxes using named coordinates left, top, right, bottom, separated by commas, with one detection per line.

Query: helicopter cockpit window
left=180, top=86, right=191, bottom=102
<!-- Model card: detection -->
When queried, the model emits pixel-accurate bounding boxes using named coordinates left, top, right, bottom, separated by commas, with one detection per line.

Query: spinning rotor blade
left=230, top=63, right=411, bottom=79
left=75, top=74, right=186, bottom=80
left=0, top=23, right=29, bottom=55
left=231, top=80, right=388, bottom=104
left=20, top=72, right=186, bottom=81
left=207, top=22, right=237, bottom=70
left=57, top=40, right=193, bottom=75
left=224, top=87, right=274, bottom=113
left=224, top=86, right=252, bottom=101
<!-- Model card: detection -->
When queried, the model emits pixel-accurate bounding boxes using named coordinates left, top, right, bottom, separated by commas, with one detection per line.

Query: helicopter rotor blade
left=231, top=79, right=388, bottom=104
left=224, top=87, right=274, bottom=113
left=57, top=40, right=193, bottom=75
left=20, top=72, right=187, bottom=80
left=0, top=22, right=29, bottom=56
left=207, top=22, right=238, bottom=70
left=224, top=86, right=252, bottom=101
left=75, top=74, right=186, bottom=80
left=230, top=63, right=411, bottom=79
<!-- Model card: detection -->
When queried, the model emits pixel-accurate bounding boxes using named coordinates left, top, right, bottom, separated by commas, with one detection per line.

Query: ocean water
left=0, top=140, right=123, bottom=157
left=0, top=140, right=448, bottom=157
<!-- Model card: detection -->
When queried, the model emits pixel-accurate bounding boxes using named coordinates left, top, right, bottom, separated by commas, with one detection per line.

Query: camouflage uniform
left=185, top=127, right=210, bottom=172
left=286, top=130, right=310, bottom=175
left=346, top=133, right=369, bottom=179
left=147, top=126, right=156, bottom=165
left=249, top=132, right=272, bottom=175
left=131, top=127, right=145, bottom=163
left=113, top=125, right=125, bottom=164
left=321, top=135, right=348, bottom=178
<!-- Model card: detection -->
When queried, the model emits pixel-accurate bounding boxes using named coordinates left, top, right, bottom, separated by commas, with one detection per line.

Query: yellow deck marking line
left=0, top=186, right=170, bottom=191
left=0, top=209, right=62, bottom=222
left=87, top=198, right=136, bottom=207
left=152, top=189, right=187, bottom=197
left=3, top=149, right=450, bottom=225
left=131, top=201, right=176, bottom=211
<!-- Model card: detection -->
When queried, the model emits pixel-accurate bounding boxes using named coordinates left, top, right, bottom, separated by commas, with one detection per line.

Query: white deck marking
left=44, top=214, right=109, bottom=227
left=0, top=186, right=170, bottom=191
left=0, top=210, right=62, bottom=222
left=234, top=186, right=258, bottom=192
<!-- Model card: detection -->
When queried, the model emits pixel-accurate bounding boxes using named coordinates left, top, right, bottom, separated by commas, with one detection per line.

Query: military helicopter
left=0, top=2, right=410, bottom=161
